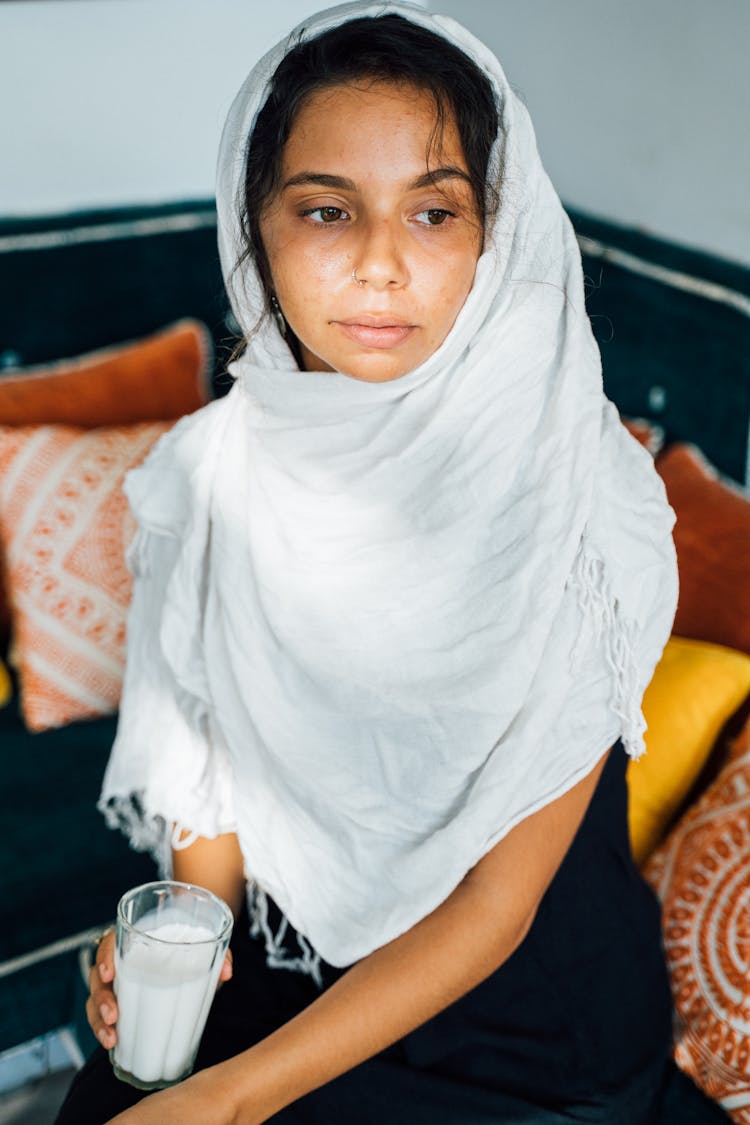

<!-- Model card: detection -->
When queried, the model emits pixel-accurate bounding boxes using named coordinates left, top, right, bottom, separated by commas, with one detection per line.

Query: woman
left=55, top=3, right=724, bottom=1123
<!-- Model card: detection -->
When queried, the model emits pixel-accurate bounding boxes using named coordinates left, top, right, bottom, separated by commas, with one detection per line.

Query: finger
left=86, top=994, right=118, bottom=1050
left=89, top=954, right=117, bottom=1014
left=86, top=971, right=118, bottom=1026
left=96, top=930, right=116, bottom=983
left=88, top=931, right=119, bottom=1039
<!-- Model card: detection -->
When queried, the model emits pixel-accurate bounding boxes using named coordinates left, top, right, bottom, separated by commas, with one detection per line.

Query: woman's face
left=259, top=80, right=483, bottom=382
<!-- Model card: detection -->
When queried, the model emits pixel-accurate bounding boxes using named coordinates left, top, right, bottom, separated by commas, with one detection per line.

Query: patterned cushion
left=644, top=714, right=750, bottom=1122
left=0, top=422, right=171, bottom=731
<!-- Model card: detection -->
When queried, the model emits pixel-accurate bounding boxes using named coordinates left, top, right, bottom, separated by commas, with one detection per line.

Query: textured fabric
left=0, top=421, right=170, bottom=730
left=627, top=637, right=750, bottom=864
left=100, top=0, right=678, bottom=968
left=644, top=715, right=750, bottom=1122
left=100, top=529, right=237, bottom=867
left=0, top=319, right=212, bottom=427
left=657, top=443, right=750, bottom=656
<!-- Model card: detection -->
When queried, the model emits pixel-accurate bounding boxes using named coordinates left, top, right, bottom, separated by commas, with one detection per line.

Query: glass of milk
left=110, top=880, right=233, bottom=1090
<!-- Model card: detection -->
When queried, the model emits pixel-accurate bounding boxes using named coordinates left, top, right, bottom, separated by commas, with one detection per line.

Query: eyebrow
left=281, top=167, right=473, bottom=192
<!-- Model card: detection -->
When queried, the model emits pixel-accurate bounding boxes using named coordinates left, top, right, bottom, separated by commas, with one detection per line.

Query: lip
left=333, top=315, right=417, bottom=350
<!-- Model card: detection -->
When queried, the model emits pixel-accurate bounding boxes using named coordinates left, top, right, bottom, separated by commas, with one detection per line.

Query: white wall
left=0, top=0, right=326, bottom=212
left=440, top=0, right=750, bottom=266
left=1, top=0, right=748, bottom=266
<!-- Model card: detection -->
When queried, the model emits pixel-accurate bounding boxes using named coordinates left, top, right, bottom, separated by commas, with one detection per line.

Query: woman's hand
left=86, top=930, right=118, bottom=1050
left=86, top=930, right=234, bottom=1051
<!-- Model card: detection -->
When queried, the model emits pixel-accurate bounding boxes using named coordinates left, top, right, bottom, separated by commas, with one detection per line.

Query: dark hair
left=229, top=13, right=499, bottom=348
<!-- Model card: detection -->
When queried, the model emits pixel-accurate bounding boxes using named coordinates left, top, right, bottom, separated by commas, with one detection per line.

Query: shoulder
left=123, top=394, right=235, bottom=537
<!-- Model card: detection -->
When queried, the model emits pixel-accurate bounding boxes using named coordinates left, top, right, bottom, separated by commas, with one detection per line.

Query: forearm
left=208, top=874, right=535, bottom=1125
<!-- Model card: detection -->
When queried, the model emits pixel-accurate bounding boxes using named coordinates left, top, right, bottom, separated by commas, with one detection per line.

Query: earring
left=352, top=267, right=366, bottom=287
left=270, top=294, right=287, bottom=338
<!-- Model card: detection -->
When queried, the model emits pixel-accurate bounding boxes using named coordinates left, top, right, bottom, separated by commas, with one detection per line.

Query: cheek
left=294, top=289, right=328, bottom=335
left=420, top=255, right=477, bottom=336
left=275, top=240, right=351, bottom=314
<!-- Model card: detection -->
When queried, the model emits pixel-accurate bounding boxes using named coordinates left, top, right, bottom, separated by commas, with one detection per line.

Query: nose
left=352, top=218, right=409, bottom=291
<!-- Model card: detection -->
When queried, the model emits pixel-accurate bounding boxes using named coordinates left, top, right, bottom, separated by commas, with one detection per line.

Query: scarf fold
left=111, top=0, right=678, bottom=966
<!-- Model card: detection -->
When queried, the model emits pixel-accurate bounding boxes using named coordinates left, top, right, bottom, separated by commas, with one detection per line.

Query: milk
left=112, top=909, right=224, bottom=1087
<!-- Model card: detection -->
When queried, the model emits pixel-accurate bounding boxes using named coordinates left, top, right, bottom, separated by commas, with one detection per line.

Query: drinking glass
left=110, top=880, right=233, bottom=1090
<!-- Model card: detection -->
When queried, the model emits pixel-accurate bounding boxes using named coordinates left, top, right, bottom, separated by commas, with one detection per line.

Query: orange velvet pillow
left=0, top=421, right=172, bottom=731
left=0, top=319, right=212, bottom=427
left=657, top=443, right=750, bottom=656
left=644, top=714, right=750, bottom=1121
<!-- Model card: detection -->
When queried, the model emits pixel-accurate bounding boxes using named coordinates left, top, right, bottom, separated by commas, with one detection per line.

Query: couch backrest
left=0, top=201, right=234, bottom=399
left=570, top=207, right=750, bottom=488
left=1, top=199, right=748, bottom=484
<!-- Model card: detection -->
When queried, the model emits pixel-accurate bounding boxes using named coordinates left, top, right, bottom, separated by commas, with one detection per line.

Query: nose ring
left=352, top=267, right=366, bottom=287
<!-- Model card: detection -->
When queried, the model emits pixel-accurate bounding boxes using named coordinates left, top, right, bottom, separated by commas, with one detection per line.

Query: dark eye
left=304, top=206, right=348, bottom=223
left=416, top=208, right=453, bottom=226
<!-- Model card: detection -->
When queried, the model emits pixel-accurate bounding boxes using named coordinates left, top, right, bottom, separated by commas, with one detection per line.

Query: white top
left=99, top=0, right=679, bottom=972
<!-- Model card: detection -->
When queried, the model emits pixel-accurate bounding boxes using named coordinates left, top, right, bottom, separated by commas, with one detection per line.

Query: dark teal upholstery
left=0, top=680, right=153, bottom=1052
left=570, top=207, right=750, bottom=486
left=0, top=202, right=233, bottom=400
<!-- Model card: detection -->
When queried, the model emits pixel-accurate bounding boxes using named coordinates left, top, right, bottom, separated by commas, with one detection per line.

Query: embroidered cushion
left=0, top=421, right=171, bottom=731
left=644, top=713, right=750, bottom=1121
left=628, top=637, right=750, bottom=864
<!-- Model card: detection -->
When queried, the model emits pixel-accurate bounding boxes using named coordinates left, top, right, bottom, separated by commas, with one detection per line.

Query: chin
left=334, top=352, right=419, bottom=384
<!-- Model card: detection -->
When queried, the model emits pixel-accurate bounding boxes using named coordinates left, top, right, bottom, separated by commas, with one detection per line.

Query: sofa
left=0, top=199, right=748, bottom=1117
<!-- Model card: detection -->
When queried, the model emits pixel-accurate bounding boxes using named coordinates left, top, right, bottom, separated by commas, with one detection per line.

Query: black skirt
left=54, top=740, right=728, bottom=1124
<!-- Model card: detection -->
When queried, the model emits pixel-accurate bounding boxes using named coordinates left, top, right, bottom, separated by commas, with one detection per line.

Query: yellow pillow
left=627, top=636, right=750, bottom=865
left=0, top=658, right=10, bottom=708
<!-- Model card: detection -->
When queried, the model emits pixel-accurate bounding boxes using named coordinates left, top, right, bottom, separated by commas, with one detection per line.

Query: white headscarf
left=101, top=0, right=678, bottom=968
